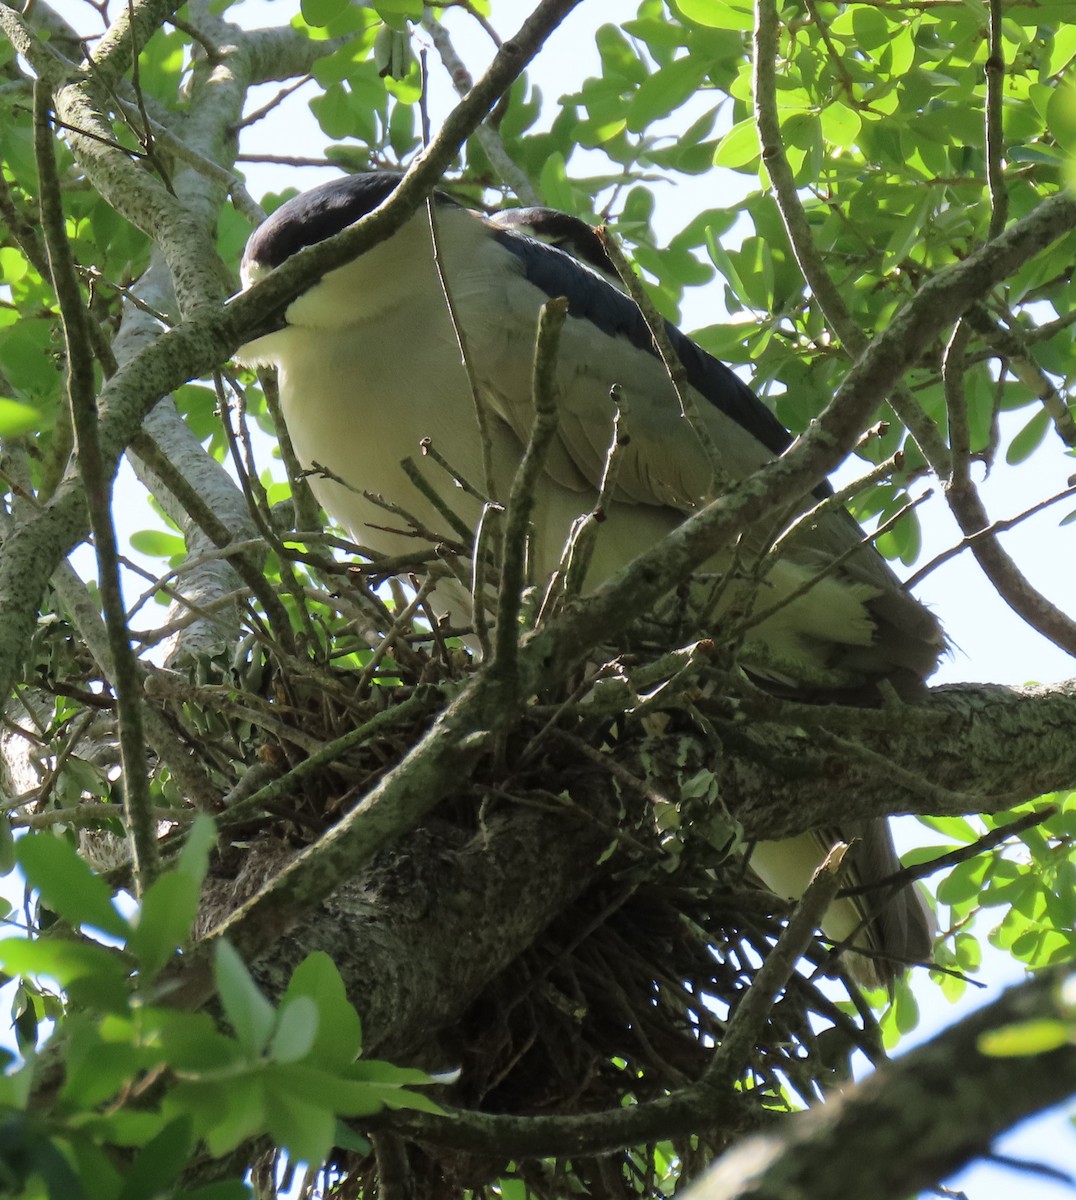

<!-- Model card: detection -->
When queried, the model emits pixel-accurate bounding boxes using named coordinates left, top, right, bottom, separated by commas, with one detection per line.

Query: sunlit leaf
left=0, top=396, right=45, bottom=437
left=213, top=941, right=276, bottom=1059
left=17, top=834, right=130, bottom=940
left=979, top=1020, right=1073, bottom=1057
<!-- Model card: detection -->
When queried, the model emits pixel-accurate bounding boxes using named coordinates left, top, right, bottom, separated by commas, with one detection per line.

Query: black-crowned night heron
left=237, top=172, right=942, bottom=986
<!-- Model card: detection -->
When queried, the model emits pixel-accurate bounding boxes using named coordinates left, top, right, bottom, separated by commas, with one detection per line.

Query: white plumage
left=238, top=173, right=941, bottom=985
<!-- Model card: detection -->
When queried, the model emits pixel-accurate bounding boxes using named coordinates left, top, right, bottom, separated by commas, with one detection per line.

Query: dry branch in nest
left=153, top=543, right=883, bottom=1199
left=20, top=535, right=888, bottom=1200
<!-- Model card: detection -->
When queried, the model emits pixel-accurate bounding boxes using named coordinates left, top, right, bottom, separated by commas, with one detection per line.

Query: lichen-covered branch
left=34, top=82, right=159, bottom=889
left=688, top=968, right=1076, bottom=1200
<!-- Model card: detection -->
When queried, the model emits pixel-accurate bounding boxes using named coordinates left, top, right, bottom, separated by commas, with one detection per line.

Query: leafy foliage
left=0, top=821, right=441, bottom=1197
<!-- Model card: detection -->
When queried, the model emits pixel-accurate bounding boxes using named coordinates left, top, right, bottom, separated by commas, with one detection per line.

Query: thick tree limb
left=715, top=680, right=1076, bottom=837
left=688, top=968, right=1076, bottom=1200
left=226, top=678, right=1072, bottom=1060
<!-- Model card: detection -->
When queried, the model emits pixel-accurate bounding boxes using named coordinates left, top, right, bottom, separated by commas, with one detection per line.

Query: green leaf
left=1046, top=81, right=1076, bottom=153
left=0, top=1113, right=88, bottom=1200
left=183, top=1075, right=266, bottom=1157
left=851, top=6, right=891, bottom=50
left=66, top=1138, right=122, bottom=1200
left=344, top=1058, right=441, bottom=1086
left=918, top=815, right=981, bottom=843
left=149, top=1008, right=243, bottom=1072
left=936, top=856, right=990, bottom=906
left=819, top=103, right=861, bottom=148
left=712, top=117, right=760, bottom=169
left=300, top=0, right=349, bottom=27
left=673, top=0, right=753, bottom=31
left=118, top=1116, right=194, bottom=1200
left=0, top=813, right=16, bottom=875
left=626, top=56, right=707, bottom=131
left=596, top=23, right=647, bottom=84
left=374, top=0, right=423, bottom=16
left=979, top=1019, right=1073, bottom=1057
left=63, top=1040, right=149, bottom=1109
left=265, top=1062, right=440, bottom=1119
left=213, top=941, right=275, bottom=1058
left=892, top=976, right=920, bottom=1035
left=127, top=869, right=201, bottom=979
left=0, top=1058, right=34, bottom=1111
left=129, top=529, right=187, bottom=559
left=0, top=246, right=28, bottom=284
left=1006, top=407, right=1050, bottom=465
left=281, top=951, right=363, bottom=1067
left=0, top=935, right=126, bottom=989
left=0, top=396, right=45, bottom=437
left=310, top=84, right=360, bottom=141
left=263, top=1076, right=336, bottom=1167
left=270, top=996, right=318, bottom=1063
left=182, top=1184, right=254, bottom=1200
left=178, top=814, right=217, bottom=885
left=16, top=834, right=130, bottom=939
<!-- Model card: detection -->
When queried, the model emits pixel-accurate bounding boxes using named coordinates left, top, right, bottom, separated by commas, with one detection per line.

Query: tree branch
left=687, top=969, right=1076, bottom=1200
left=34, top=81, right=159, bottom=890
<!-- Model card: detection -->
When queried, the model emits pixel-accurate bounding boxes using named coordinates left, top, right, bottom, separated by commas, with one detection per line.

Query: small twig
left=943, top=321, right=973, bottom=487
left=431, top=0, right=503, bottom=46
left=77, top=265, right=174, bottom=325
left=420, top=12, right=539, bottom=204
left=754, top=0, right=953, bottom=475
left=234, top=154, right=341, bottom=167
left=399, top=455, right=477, bottom=545
left=559, top=387, right=630, bottom=601
left=768, top=450, right=907, bottom=559
left=372, top=1133, right=414, bottom=1200
left=965, top=304, right=1076, bottom=448
left=419, top=436, right=489, bottom=502
left=741, top=490, right=932, bottom=641
left=493, top=296, right=567, bottom=677
left=599, top=228, right=731, bottom=500
left=356, top=487, right=463, bottom=551
left=133, top=588, right=253, bottom=649
left=551, top=729, right=671, bottom=809
left=470, top=501, right=502, bottom=659
left=129, top=429, right=293, bottom=641
left=42, top=110, right=149, bottom=158
left=982, top=1152, right=1074, bottom=1186
left=142, top=669, right=325, bottom=754
left=112, top=93, right=263, bottom=224
left=30, top=708, right=99, bottom=813
left=803, top=0, right=858, bottom=101
left=935, top=337, right=1076, bottom=654
left=215, top=374, right=307, bottom=650
left=122, top=0, right=167, bottom=186
left=842, top=805, right=1058, bottom=897
left=34, top=81, right=158, bottom=892
left=984, top=0, right=1008, bottom=240
left=236, top=76, right=311, bottom=130
left=705, top=843, right=848, bottom=1087
left=11, top=803, right=188, bottom=831
left=905, top=482, right=1076, bottom=590
left=247, top=366, right=321, bottom=532
left=1025, top=306, right=1076, bottom=342
left=165, top=14, right=220, bottom=59
left=354, top=576, right=438, bottom=698
left=419, top=49, right=498, bottom=502
left=218, top=690, right=437, bottom=828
